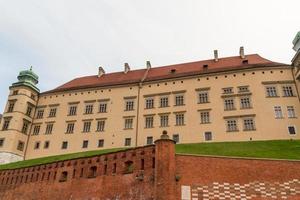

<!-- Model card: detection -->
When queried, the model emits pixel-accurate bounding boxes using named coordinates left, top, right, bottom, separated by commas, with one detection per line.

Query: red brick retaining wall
left=0, top=145, right=156, bottom=200
left=176, top=155, right=300, bottom=199
left=1, top=138, right=300, bottom=200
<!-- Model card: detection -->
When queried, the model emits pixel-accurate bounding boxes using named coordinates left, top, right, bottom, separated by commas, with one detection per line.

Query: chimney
left=98, top=67, right=105, bottom=77
left=214, top=50, right=218, bottom=62
left=239, top=46, right=245, bottom=59
left=124, top=63, right=130, bottom=74
left=146, top=61, right=151, bottom=69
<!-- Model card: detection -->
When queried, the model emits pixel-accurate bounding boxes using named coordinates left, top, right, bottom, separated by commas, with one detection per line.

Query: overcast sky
left=0, top=0, right=299, bottom=113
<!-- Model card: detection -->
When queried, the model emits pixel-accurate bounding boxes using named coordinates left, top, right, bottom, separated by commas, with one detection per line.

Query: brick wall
left=1, top=137, right=300, bottom=200
left=0, top=145, right=156, bottom=200
left=176, top=155, right=300, bottom=200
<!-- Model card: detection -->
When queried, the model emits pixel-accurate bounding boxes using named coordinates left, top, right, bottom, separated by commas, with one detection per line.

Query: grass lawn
left=0, top=148, right=124, bottom=170
left=1, top=140, right=299, bottom=170
left=176, top=140, right=300, bottom=160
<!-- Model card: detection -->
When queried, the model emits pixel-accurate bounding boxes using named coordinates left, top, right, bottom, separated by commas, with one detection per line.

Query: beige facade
left=0, top=51, right=300, bottom=162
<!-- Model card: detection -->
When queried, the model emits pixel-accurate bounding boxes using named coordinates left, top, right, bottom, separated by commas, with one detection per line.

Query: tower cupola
left=11, top=67, right=40, bottom=92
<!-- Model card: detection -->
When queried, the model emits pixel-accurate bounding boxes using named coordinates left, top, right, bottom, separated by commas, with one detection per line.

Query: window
left=173, top=134, right=179, bottom=143
left=288, top=126, right=296, bottom=135
left=238, top=86, right=249, bottom=93
left=125, top=100, right=134, bottom=111
left=68, top=106, right=77, bottom=116
left=45, top=124, right=54, bottom=134
left=96, top=120, right=105, bottom=132
left=274, top=106, right=283, bottom=119
left=145, top=116, right=154, bottom=128
left=82, top=140, right=89, bottom=148
left=26, top=106, right=33, bottom=117
left=240, top=97, right=251, bottom=109
left=83, top=121, right=91, bottom=133
left=44, top=141, right=50, bottom=149
left=17, top=141, right=25, bottom=151
left=99, top=103, right=107, bottom=113
left=49, top=108, right=57, bottom=117
left=175, top=95, right=184, bottom=106
left=145, top=98, right=154, bottom=109
left=200, top=111, right=210, bottom=124
left=224, top=99, right=235, bottom=110
left=287, top=106, right=296, bottom=118
left=282, top=86, right=294, bottom=97
left=160, top=115, right=169, bottom=127
left=61, top=141, right=68, bottom=149
left=125, top=138, right=131, bottom=146
left=31, top=94, right=36, bottom=100
left=32, top=125, right=41, bottom=135
left=266, top=86, right=277, bottom=97
left=147, top=136, right=153, bottom=145
left=36, top=109, right=44, bottom=119
left=175, top=113, right=185, bottom=126
left=85, top=104, right=93, bottom=114
left=243, top=118, right=255, bottom=131
left=198, top=91, right=209, bottom=103
left=7, top=101, right=15, bottom=113
left=34, top=142, right=40, bottom=149
left=0, top=138, right=4, bottom=147
left=160, top=96, right=169, bottom=107
left=66, top=123, right=75, bottom=134
left=226, top=120, right=238, bottom=132
left=12, top=90, right=18, bottom=95
left=2, top=118, right=11, bottom=131
left=21, top=121, right=30, bottom=134
left=98, top=139, right=104, bottom=147
left=124, top=118, right=133, bottom=129
left=204, top=132, right=212, bottom=141
left=223, top=87, right=233, bottom=94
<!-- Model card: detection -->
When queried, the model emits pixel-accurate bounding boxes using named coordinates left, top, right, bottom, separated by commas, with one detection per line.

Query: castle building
left=0, top=46, right=300, bottom=164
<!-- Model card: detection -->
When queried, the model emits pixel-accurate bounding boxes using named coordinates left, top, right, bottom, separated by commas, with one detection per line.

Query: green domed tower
left=0, top=67, right=40, bottom=164
left=11, top=67, right=40, bottom=93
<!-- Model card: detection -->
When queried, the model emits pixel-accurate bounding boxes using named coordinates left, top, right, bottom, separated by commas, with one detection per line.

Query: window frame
left=226, top=119, right=238, bottom=132
left=82, top=121, right=92, bottom=133
left=204, top=132, right=212, bottom=141
left=145, top=116, right=154, bottom=128
left=265, top=86, right=278, bottom=97
left=125, top=100, right=135, bottom=111
left=174, top=94, right=184, bottom=106
left=125, top=138, right=131, bottom=146
left=198, top=91, right=209, bottom=104
left=160, top=115, right=169, bottom=127
left=159, top=96, right=169, bottom=108
left=288, top=125, right=296, bottom=135
left=49, top=107, right=57, bottom=118
left=175, top=113, right=185, bottom=126
left=145, top=98, right=154, bottom=109
left=224, top=98, right=235, bottom=111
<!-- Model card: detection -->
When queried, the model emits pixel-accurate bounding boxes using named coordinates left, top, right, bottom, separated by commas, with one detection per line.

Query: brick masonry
left=1, top=138, right=300, bottom=200
left=176, top=155, right=300, bottom=200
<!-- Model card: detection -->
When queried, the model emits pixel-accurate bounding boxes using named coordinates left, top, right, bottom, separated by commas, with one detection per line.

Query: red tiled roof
left=43, top=54, right=287, bottom=94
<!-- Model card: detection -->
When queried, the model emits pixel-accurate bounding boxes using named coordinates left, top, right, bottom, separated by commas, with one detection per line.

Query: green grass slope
left=176, top=140, right=300, bottom=160
left=1, top=140, right=299, bottom=170
left=0, top=148, right=124, bottom=170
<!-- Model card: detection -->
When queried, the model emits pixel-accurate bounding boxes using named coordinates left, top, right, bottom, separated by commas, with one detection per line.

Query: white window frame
left=274, top=106, right=283, bottom=119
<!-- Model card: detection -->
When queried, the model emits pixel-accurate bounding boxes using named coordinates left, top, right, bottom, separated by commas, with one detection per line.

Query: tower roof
left=11, top=67, right=40, bottom=92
